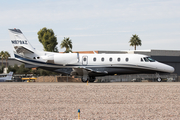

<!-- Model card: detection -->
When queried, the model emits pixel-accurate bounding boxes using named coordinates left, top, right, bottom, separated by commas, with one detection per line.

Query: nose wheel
left=157, top=77, right=162, bottom=82
left=156, top=73, right=162, bottom=82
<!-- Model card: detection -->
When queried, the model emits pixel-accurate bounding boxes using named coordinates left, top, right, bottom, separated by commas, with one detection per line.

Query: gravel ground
left=0, top=83, right=180, bottom=120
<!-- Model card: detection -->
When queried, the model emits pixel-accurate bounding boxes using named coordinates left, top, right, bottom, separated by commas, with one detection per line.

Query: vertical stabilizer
left=9, top=29, right=35, bottom=54
left=5, top=72, right=13, bottom=80
left=0, top=72, right=13, bottom=82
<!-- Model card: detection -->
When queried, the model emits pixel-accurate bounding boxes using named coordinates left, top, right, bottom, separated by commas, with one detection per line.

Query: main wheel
left=157, top=77, right=162, bottom=82
left=81, top=78, right=88, bottom=82
left=89, top=77, right=95, bottom=82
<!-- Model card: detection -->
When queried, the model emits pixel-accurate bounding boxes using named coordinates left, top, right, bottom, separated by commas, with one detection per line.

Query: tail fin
left=5, top=72, right=13, bottom=80
left=9, top=29, right=35, bottom=54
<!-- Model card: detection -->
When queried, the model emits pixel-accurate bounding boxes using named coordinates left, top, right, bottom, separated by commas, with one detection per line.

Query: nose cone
left=156, top=62, right=174, bottom=73
left=168, top=66, right=175, bottom=73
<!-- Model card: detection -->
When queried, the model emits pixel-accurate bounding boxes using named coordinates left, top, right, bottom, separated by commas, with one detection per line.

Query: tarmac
left=0, top=82, right=180, bottom=85
left=0, top=82, right=180, bottom=119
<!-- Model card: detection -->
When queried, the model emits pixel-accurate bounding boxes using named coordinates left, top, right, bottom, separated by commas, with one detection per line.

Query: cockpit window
left=143, top=57, right=149, bottom=62
left=147, top=57, right=156, bottom=62
left=141, top=58, right=143, bottom=62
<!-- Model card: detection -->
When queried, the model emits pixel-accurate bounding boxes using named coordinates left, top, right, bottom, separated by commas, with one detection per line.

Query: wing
left=71, top=67, right=108, bottom=76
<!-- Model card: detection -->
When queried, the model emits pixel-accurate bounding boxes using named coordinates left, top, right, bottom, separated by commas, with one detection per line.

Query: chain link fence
left=13, top=74, right=179, bottom=82
left=96, top=74, right=178, bottom=82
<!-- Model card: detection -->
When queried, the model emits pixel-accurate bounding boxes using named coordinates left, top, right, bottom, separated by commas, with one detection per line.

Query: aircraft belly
left=87, top=67, right=162, bottom=76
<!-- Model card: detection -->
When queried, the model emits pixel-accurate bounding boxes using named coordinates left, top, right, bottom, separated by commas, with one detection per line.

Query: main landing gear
left=81, top=76, right=96, bottom=83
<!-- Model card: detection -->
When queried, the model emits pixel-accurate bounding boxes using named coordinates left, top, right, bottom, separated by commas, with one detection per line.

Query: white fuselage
left=15, top=51, right=174, bottom=74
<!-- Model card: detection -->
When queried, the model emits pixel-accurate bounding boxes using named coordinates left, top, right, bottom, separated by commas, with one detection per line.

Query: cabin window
left=147, top=57, right=156, bottom=62
left=117, top=58, right=121, bottom=62
left=143, top=57, right=149, bottom=62
left=125, top=58, right=129, bottom=62
left=33, top=57, right=36, bottom=59
left=83, top=58, right=87, bottom=61
left=37, top=57, right=40, bottom=59
left=93, top=57, right=96, bottom=62
left=109, top=57, right=112, bottom=62
left=101, top=57, right=104, bottom=62
left=141, top=58, right=143, bottom=62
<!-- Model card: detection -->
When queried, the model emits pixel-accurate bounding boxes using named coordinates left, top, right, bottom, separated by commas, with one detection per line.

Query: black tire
left=89, top=77, right=95, bottom=82
left=81, top=78, right=88, bottom=82
left=157, top=77, right=162, bottom=82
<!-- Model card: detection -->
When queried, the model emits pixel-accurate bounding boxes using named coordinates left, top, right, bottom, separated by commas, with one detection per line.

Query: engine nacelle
left=54, top=53, right=78, bottom=65
left=41, top=54, right=54, bottom=63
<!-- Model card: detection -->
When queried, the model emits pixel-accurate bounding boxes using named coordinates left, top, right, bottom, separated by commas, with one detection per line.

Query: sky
left=0, top=0, right=180, bottom=57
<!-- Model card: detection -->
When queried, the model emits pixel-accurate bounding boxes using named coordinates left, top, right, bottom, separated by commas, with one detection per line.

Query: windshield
left=143, top=57, right=149, bottom=62
left=147, top=57, right=156, bottom=62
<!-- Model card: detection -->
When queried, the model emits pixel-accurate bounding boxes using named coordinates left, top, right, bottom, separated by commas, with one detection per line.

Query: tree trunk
left=6, top=58, right=7, bottom=68
left=134, top=45, right=136, bottom=50
left=2, top=58, right=3, bottom=66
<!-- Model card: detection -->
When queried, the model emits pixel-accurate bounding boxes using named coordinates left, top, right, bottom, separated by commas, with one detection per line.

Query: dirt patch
left=35, top=76, right=81, bottom=82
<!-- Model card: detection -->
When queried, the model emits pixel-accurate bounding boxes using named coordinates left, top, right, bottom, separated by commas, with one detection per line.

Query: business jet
left=9, top=29, right=174, bottom=82
left=0, top=72, right=13, bottom=82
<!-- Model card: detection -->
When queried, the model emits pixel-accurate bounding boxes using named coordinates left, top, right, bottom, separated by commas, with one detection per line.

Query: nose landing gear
left=157, top=77, right=162, bottom=82
left=156, top=73, right=162, bottom=82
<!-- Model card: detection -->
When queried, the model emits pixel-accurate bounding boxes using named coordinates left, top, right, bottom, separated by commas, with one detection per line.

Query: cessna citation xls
left=9, top=29, right=174, bottom=82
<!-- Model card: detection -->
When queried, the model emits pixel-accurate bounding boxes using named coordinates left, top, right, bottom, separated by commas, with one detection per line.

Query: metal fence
left=96, top=74, right=178, bottom=82
left=13, top=74, right=179, bottom=82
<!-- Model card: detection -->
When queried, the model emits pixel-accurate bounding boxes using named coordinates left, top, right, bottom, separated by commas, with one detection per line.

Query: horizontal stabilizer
left=14, top=46, right=34, bottom=54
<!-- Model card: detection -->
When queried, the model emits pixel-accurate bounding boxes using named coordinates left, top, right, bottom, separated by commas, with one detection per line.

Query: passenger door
left=82, top=56, right=88, bottom=65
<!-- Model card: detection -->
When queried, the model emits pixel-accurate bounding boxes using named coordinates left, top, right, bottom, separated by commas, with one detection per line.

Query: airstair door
left=82, top=56, right=88, bottom=65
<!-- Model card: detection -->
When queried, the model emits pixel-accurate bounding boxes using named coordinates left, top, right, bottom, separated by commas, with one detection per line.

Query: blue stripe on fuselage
left=14, top=54, right=63, bottom=66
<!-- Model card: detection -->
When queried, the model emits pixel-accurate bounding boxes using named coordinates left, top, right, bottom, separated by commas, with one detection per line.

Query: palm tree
left=0, top=51, right=5, bottom=67
left=4, top=51, right=11, bottom=68
left=60, top=37, right=73, bottom=53
left=129, top=34, right=142, bottom=50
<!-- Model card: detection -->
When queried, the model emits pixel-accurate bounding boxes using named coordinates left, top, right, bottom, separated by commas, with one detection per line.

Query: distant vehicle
left=9, top=29, right=174, bottom=82
left=0, top=72, right=13, bottom=82
left=22, top=77, right=37, bottom=82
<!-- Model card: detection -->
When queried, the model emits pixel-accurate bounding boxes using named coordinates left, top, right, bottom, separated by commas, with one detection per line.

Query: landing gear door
left=82, top=56, right=88, bottom=65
